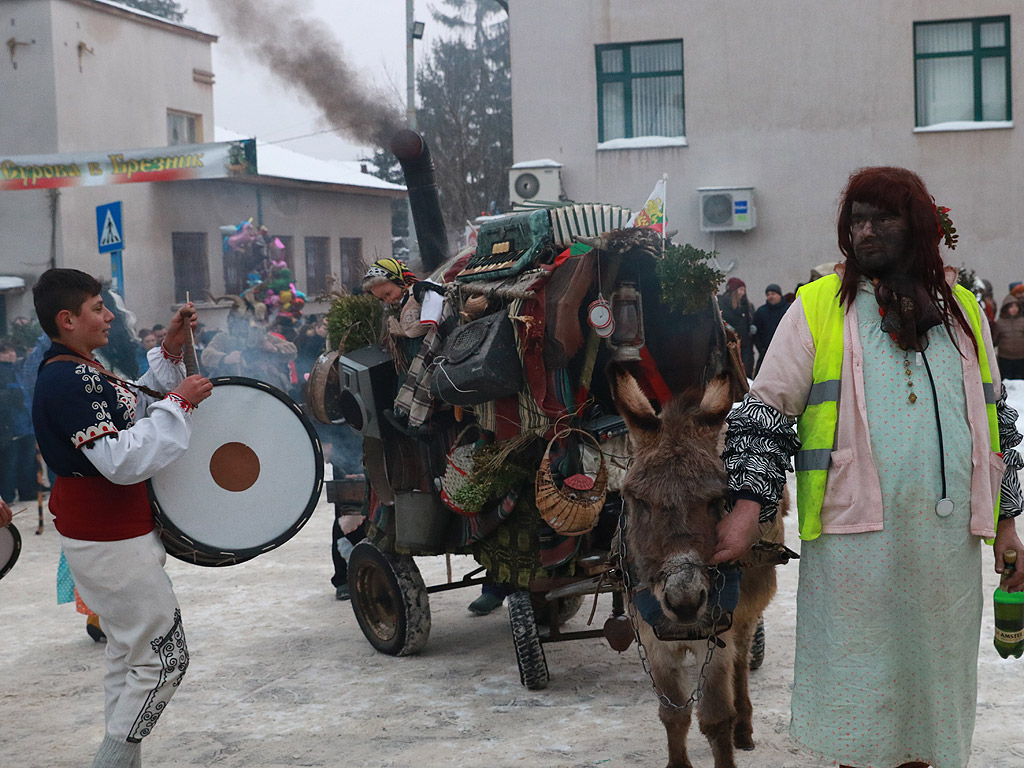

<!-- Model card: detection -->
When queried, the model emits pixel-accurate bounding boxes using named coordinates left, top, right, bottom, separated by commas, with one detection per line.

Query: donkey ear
left=610, top=363, right=661, bottom=438
left=696, top=372, right=734, bottom=426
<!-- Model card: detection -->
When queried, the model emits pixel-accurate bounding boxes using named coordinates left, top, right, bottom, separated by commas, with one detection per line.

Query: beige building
left=0, top=0, right=403, bottom=334
left=508, top=1, right=1022, bottom=300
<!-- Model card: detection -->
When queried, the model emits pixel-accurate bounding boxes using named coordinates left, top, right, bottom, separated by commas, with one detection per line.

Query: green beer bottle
left=993, top=549, right=1024, bottom=659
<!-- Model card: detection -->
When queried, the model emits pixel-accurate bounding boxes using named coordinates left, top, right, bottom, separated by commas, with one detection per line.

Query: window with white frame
left=167, top=110, right=200, bottom=145
left=595, top=40, right=684, bottom=142
left=914, top=17, right=1011, bottom=127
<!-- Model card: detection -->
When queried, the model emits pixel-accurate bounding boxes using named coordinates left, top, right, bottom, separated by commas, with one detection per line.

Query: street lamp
left=406, top=1, right=422, bottom=129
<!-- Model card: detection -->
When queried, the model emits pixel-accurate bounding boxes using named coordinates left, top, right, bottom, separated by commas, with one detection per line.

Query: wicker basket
left=439, top=424, right=482, bottom=516
left=535, top=428, right=607, bottom=536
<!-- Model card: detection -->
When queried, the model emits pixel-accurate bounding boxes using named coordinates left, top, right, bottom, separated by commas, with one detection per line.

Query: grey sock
left=92, top=735, right=141, bottom=768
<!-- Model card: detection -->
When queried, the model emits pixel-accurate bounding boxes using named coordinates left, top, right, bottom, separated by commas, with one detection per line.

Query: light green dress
left=790, top=283, right=983, bottom=768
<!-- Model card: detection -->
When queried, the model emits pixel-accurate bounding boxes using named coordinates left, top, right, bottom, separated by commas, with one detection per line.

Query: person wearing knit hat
left=719, top=277, right=755, bottom=375
left=752, top=283, right=789, bottom=375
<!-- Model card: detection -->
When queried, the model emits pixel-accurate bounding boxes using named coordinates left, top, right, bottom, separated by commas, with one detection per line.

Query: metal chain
left=617, top=508, right=723, bottom=710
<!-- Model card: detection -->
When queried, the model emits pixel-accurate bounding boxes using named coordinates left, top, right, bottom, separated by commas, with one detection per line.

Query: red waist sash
left=50, top=476, right=154, bottom=541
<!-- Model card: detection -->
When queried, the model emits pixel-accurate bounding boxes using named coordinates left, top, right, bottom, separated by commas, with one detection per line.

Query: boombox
left=337, top=345, right=397, bottom=439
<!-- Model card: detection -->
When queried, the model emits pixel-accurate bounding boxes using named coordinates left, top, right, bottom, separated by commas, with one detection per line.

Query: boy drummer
left=32, top=268, right=212, bottom=768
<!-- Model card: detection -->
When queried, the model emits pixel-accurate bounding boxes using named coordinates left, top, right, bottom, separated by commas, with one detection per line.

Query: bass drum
left=149, top=377, right=324, bottom=567
left=0, top=523, right=21, bottom=581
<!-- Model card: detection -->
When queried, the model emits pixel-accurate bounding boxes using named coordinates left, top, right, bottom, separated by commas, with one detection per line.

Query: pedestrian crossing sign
left=96, top=202, right=123, bottom=253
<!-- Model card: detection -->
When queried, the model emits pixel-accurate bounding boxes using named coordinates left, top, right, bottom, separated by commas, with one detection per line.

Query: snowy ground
left=0, top=384, right=1022, bottom=767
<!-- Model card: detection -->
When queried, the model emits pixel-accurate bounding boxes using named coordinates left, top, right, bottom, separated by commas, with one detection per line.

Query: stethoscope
left=918, top=347, right=956, bottom=517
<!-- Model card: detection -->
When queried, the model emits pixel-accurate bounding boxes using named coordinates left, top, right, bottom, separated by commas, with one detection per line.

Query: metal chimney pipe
left=390, top=129, right=448, bottom=272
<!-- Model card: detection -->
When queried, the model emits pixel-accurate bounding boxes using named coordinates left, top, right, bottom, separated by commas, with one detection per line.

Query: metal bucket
left=394, top=490, right=450, bottom=551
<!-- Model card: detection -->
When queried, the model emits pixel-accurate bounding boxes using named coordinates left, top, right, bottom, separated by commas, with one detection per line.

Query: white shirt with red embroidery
left=83, top=344, right=195, bottom=485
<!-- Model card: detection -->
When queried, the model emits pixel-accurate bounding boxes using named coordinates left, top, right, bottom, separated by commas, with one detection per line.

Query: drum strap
left=43, top=355, right=168, bottom=399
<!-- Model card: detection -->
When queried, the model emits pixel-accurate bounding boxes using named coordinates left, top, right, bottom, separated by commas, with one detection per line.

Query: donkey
left=612, top=368, right=783, bottom=768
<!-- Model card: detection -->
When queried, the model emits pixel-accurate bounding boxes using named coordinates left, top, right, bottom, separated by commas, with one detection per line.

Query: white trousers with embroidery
left=60, top=530, right=188, bottom=743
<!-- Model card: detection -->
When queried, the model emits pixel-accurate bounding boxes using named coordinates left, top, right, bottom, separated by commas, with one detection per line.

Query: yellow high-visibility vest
left=794, top=274, right=999, bottom=540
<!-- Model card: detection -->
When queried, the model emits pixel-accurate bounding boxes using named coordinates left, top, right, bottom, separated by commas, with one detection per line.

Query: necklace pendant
left=908, top=392, right=917, bottom=404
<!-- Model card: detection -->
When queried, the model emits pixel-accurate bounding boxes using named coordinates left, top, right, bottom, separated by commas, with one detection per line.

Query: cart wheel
left=508, top=591, right=549, bottom=690
left=530, top=594, right=584, bottom=627
left=749, top=615, right=766, bottom=671
left=349, top=541, right=431, bottom=656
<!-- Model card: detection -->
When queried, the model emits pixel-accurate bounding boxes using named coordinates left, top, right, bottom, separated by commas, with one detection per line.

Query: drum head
left=149, top=377, right=324, bottom=566
left=0, top=523, right=22, bottom=581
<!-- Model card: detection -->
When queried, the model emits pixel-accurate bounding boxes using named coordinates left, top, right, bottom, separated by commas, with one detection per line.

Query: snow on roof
left=510, top=159, right=562, bottom=169
left=215, top=128, right=405, bottom=193
left=84, top=0, right=217, bottom=39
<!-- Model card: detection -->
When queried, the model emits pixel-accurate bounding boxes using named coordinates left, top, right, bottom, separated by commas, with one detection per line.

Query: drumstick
left=10, top=507, right=30, bottom=518
left=183, top=291, right=203, bottom=377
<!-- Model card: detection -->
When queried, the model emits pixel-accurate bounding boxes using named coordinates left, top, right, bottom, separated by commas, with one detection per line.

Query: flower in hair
left=935, top=205, right=958, bottom=250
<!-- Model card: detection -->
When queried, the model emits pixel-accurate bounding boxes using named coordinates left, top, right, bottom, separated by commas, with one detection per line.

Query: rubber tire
left=749, top=615, right=766, bottom=671
left=348, top=541, right=431, bottom=656
left=508, top=591, right=550, bottom=690
left=530, top=594, right=584, bottom=627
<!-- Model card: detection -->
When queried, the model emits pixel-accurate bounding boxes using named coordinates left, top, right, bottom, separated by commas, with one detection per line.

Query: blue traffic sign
left=96, top=202, right=123, bottom=254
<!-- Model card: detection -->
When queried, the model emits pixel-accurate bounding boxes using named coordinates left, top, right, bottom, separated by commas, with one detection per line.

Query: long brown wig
left=835, top=166, right=975, bottom=350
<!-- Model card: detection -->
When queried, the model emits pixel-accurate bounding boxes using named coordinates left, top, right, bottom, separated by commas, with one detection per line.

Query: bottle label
left=995, top=627, right=1024, bottom=644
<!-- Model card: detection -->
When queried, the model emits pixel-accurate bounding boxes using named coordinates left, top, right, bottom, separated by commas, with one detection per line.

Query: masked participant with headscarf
left=715, top=167, right=1023, bottom=768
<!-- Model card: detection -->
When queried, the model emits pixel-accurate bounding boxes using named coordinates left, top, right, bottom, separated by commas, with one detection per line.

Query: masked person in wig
left=31, top=268, right=213, bottom=768
left=713, top=167, right=1023, bottom=768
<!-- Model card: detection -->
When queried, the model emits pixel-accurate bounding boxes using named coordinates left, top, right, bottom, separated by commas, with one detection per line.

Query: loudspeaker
left=431, top=312, right=522, bottom=406
left=338, top=345, right=397, bottom=439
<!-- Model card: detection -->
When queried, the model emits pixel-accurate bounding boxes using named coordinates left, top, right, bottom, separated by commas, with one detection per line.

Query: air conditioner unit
left=509, top=160, right=564, bottom=205
left=698, top=186, right=757, bottom=232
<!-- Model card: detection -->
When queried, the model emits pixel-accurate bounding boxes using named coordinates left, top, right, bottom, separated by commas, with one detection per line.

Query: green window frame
left=596, top=39, right=685, bottom=142
left=914, top=16, right=1011, bottom=126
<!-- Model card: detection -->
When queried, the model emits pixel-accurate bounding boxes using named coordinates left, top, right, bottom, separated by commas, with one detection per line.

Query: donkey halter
left=616, top=504, right=728, bottom=711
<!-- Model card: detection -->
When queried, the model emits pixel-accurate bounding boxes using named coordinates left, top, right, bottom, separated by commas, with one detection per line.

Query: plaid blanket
left=392, top=294, right=459, bottom=430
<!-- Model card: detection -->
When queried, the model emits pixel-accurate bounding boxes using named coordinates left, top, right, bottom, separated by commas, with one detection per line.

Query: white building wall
left=1, top=0, right=60, bottom=153
left=49, top=0, right=215, bottom=151
left=509, top=0, right=1024, bottom=299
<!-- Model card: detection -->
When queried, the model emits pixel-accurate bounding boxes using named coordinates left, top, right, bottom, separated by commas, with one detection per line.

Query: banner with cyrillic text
left=0, top=139, right=257, bottom=191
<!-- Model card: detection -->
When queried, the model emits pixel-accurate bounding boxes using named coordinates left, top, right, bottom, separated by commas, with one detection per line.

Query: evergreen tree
left=416, top=0, right=511, bottom=237
left=365, top=148, right=411, bottom=260
left=364, top=0, right=511, bottom=259
left=117, top=0, right=186, bottom=23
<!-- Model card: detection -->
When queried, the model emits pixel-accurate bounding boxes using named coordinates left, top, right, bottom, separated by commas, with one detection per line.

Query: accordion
left=456, top=209, right=552, bottom=283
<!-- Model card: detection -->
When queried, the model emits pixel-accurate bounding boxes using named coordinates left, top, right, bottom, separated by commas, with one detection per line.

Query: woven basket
left=439, top=424, right=482, bottom=516
left=535, top=428, right=607, bottom=536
